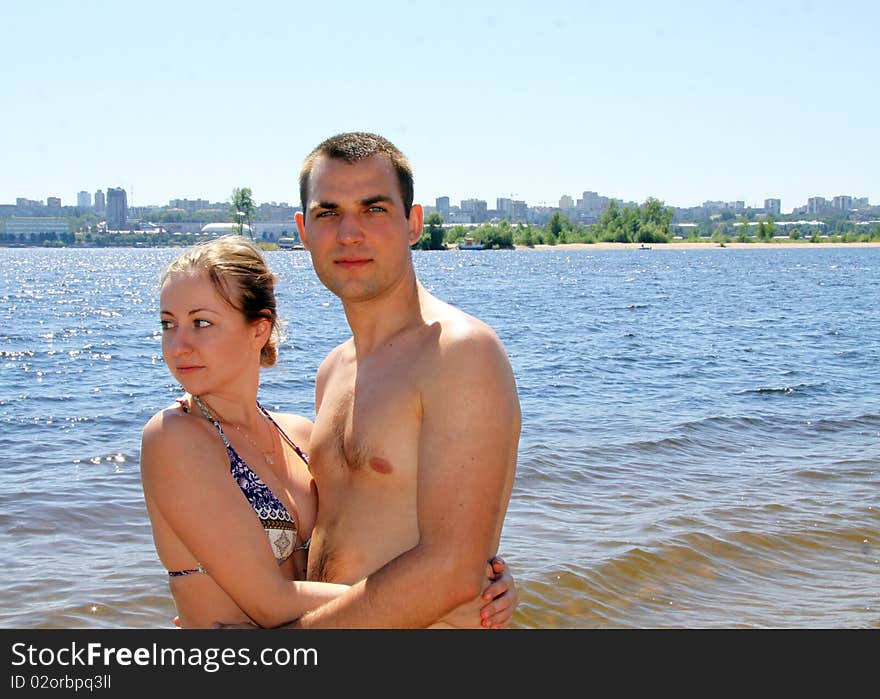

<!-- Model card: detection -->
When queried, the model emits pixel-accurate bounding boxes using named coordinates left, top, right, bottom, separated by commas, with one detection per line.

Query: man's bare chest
left=310, top=368, right=421, bottom=480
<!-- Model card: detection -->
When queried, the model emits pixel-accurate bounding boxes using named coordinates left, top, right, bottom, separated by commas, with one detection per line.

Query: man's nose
left=336, top=213, right=364, bottom=244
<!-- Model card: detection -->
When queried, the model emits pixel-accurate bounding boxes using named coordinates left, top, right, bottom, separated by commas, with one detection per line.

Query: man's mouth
left=334, top=258, right=371, bottom=269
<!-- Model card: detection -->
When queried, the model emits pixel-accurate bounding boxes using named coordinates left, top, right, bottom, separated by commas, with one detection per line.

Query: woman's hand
left=479, top=556, right=519, bottom=629
left=437, top=555, right=520, bottom=629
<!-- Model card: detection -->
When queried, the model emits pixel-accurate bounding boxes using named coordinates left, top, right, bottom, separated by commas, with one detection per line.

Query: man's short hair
left=299, top=132, right=414, bottom=217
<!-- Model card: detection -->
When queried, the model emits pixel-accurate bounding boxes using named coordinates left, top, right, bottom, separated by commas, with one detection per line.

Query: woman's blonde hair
left=163, top=235, right=281, bottom=367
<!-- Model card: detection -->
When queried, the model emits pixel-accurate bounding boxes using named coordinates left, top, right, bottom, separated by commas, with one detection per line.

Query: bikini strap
left=191, top=395, right=233, bottom=449
left=257, top=402, right=310, bottom=465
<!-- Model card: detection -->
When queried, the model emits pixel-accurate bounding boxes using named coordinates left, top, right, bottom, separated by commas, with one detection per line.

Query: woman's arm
left=140, top=410, right=348, bottom=628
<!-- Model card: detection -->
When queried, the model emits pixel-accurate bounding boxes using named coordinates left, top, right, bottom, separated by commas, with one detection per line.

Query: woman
left=140, top=235, right=516, bottom=629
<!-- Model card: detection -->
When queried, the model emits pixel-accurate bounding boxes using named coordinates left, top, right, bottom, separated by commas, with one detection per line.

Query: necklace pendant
left=264, top=453, right=274, bottom=464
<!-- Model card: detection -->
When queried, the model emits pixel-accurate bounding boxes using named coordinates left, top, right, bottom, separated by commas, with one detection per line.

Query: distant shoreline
left=3, top=240, right=880, bottom=252
left=514, top=241, right=880, bottom=251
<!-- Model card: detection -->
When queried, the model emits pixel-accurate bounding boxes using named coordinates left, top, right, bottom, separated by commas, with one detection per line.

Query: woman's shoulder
left=141, top=399, right=220, bottom=469
left=142, top=399, right=195, bottom=440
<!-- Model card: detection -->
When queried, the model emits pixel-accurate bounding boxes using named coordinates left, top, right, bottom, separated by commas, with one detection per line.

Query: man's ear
left=295, top=211, right=310, bottom=250
left=407, top=204, right=423, bottom=246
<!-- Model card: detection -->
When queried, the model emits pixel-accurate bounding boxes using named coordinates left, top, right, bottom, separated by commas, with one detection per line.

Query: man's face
left=296, top=154, right=422, bottom=303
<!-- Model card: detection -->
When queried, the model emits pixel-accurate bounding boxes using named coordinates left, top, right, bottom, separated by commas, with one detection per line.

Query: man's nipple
left=369, top=457, right=393, bottom=475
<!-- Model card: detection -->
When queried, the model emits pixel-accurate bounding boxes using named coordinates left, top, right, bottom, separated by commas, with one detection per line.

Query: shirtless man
left=289, top=132, right=521, bottom=628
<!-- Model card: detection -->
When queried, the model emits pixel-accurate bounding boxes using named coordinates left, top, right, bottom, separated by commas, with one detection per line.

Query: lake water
left=0, top=245, right=877, bottom=628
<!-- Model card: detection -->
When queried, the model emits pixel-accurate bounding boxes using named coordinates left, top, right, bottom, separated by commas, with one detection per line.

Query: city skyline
left=5, top=185, right=872, bottom=218
left=2, top=1, right=878, bottom=211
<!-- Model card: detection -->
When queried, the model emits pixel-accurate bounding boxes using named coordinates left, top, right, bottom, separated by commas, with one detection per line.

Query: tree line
left=413, top=198, right=675, bottom=249
left=413, top=199, right=880, bottom=250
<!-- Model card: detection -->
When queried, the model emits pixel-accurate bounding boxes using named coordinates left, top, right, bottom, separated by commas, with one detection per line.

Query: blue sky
left=2, top=0, right=877, bottom=213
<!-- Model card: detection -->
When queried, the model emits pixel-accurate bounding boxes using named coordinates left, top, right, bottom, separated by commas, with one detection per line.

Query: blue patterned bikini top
left=166, top=396, right=310, bottom=578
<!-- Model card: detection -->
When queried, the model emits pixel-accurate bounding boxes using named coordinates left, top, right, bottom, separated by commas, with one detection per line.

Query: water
left=1, top=246, right=877, bottom=628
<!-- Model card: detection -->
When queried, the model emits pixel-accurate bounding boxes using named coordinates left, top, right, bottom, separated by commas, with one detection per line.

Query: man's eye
left=315, top=210, right=336, bottom=218
left=368, top=205, right=386, bottom=213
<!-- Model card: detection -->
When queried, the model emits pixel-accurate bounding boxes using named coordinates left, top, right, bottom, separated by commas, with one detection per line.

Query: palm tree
left=231, top=187, right=256, bottom=240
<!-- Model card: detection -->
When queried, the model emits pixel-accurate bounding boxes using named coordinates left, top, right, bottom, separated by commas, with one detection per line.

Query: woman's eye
left=160, top=319, right=173, bottom=331
left=194, top=319, right=212, bottom=328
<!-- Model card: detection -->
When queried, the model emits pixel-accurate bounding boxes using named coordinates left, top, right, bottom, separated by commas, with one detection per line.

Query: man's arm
left=294, top=325, right=520, bottom=628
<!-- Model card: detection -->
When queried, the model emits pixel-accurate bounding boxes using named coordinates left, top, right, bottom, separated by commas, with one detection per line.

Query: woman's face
left=159, top=270, right=265, bottom=396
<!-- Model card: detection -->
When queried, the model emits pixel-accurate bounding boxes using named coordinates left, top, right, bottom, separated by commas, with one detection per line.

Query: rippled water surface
left=1, top=246, right=877, bottom=628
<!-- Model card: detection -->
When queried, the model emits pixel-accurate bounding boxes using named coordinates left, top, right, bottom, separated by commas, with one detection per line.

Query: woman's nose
left=166, top=328, right=192, bottom=356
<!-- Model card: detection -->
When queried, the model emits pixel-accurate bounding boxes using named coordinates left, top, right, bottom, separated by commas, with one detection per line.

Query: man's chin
left=325, top=281, right=383, bottom=304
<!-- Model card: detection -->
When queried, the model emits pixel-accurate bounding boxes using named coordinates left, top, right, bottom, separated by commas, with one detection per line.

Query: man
left=286, top=132, right=520, bottom=628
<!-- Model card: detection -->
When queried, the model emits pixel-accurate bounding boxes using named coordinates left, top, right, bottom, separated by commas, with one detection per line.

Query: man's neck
left=342, top=273, right=426, bottom=356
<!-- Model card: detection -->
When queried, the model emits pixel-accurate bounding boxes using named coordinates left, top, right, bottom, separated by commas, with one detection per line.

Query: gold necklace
left=194, top=395, right=277, bottom=464
left=230, top=421, right=277, bottom=464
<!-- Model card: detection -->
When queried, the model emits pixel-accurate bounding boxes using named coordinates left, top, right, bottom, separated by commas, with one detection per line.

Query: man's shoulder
left=432, top=300, right=507, bottom=358
left=267, top=411, right=313, bottom=449
left=317, top=338, right=352, bottom=370
left=315, top=338, right=355, bottom=391
left=422, top=301, right=515, bottom=392
left=419, top=298, right=521, bottom=445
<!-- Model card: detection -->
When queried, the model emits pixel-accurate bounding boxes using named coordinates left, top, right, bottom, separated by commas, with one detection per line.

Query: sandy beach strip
left=514, top=241, right=880, bottom=251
